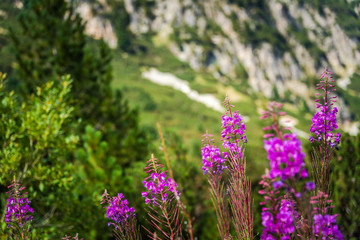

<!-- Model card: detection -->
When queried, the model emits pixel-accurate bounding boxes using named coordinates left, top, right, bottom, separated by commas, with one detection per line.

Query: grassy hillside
left=111, top=38, right=314, bottom=180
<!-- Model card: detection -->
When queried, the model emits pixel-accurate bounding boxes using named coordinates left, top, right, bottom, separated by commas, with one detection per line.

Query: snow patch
left=280, top=116, right=310, bottom=139
left=337, top=77, right=351, bottom=90
left=142, top=68, right=225, bottom=113
left=342, top=121, right=359, bottom=136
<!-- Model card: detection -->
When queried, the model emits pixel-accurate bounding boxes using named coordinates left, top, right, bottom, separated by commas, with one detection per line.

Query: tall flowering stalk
left=260, top=102, right=312, bottom=239
left=201, top=132, right=231, bottom=239
left=260, top=99, right=343, bottom=239
left=100, top=190, right=140, bottom=240
left=141, top=154, right=183, bottom=239
left=309, top=67, right=340, bottom=203
left=201, top=96, right=253, bottom=239
left=222, top=97, right=253, bottom=240
left=307, top=67, right=343, bottom=239
left=5, top=177, right=34, bottom=240
left=157, top=122, right=194, bottom=240
left=259, top=173, right=283, bottom=239
left=261, top=102, right=310, bottom=197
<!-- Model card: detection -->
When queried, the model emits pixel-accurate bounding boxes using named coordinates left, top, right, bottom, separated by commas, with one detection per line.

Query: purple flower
left=264, top=133, right=306, bottom=181
left=273, top=181, right=283, bottom=189
left=310, top=67, right=340, bottom=147
left=276, top=199, right=298, bottom=237
left=142, top=157, right=179, bottom=206
left=101, top=190, right=140, bottom=239
left=261, top=199, right=298, bottom=240
left=305, top=182, right=316, bottom=191
left=221, top=111, right=247, bottom=151
left=201, top=143, right=227, bottom=175
left=6, top=196, right=34, bottom=227
left=313, top=214, right=344, bottom=239
left=103, top=193, right=136, bottom=226
left=142, top=172, right=178, bottom=204
left=6, top=180, right=34, bottom=228
left=261, top=211, right=277, bottom=240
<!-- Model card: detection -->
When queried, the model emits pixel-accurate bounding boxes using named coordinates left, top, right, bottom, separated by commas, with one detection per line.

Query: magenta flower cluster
left=201, top=143, right=227, bottom=175
left=313, top=214, right=344, bottom=239
left=259, top=92, right=345, bottom=239
left=101, top=190, right=140, bottom=239
left=261, top=199, right=299, bottom=240
left=104, top=193, right=135, bottom=226
left=6, top=196, right=34, bottom=227
left=264, top=133, right=307, bottom=181
left=221, top=110, right=247, bottom=152
left=277, top=199, right=299, bottom=239
left=6, top=180, right=34, bottom=228
left=142, top=172, right=178, bottom=205
left=261, top=211, right=276, bottom=240
left=309, top=67, right=340, bottom=147
left=260, top=176, right=299, bottom=240
left=310, top=107, right=340, bottom=146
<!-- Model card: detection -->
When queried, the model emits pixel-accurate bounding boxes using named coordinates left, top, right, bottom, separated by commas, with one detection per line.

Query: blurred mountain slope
left=70, top=0, right=360, bottom=124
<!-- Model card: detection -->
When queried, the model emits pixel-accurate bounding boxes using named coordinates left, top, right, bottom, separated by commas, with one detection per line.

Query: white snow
left=279, top=116, right=310, bottom=139
left=337, top=77, right=351, bottom=90
left=142, top=68, right=226, bottom=113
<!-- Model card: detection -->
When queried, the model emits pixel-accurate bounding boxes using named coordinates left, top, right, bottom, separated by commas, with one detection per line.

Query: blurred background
left=0, top=0, right=359, bottom=239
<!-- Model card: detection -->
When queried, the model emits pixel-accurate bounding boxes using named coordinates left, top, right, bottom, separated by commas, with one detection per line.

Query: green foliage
left=332, top=133, right=360, bottom=240
left=10, top=0, right=149, bottom=163
left=0, top=0, right=20, bottom=84
left=0, top=74, right=78, bottom=238
left=4, top=0, right=150, bottom=238
left=10, top=0, right=86, bottom=93
left=0, top=74, right=77, bottom=186
left=68, top=125, right=148, bottom=239
left=105, top=0, right=133, bottom=51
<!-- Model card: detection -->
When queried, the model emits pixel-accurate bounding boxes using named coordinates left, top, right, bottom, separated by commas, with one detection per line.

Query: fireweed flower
left=6, top=196, right=34, bottom=227
left=101, top=190, right=140, bottom=240
left=201, top=133, right=227, bottom=175
left=142, top=167, right=179, bottom=205
left=218, top=96, right=253, bottom=239
left=260, top=102, right=319, bottom=238
left=105, top=193, right=135, bottom=226
left=221, top=111, right=247, bottom=150
left=221, top=96, right=247, bottom=153
left=310, top=67, right=340, bottom=147
left=313, top=214, right=343, bottom=239
left=5, top=178, right=34, bottom=239
left=264, top=133, right=307, bottom=181
left=276, top=199, right=299, bottom=238
left=261, top=102, right=309, bottom=187
left=142, top=154, right=183, bottom=239
left=309, top=67, right=343, bottom=216
left=310, top=192, right=343, bottom=239
left=199, top=96, right=252, bottom=240
left=259, top=174, right=278, bottom=240
left=260, top=175, right=299, bottom=240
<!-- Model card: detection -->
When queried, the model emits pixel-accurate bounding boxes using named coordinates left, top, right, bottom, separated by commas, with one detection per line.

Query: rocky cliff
left=78, top=0, right=359, bottom=111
